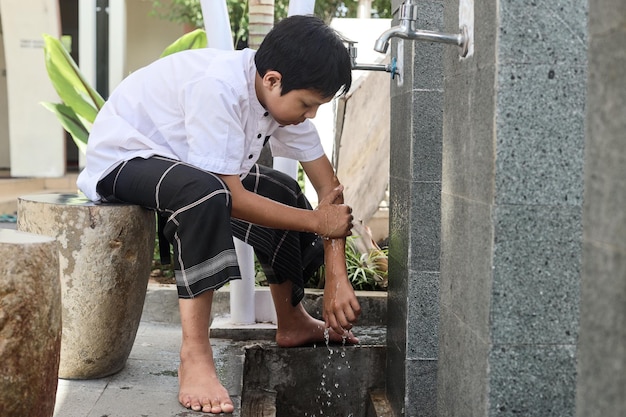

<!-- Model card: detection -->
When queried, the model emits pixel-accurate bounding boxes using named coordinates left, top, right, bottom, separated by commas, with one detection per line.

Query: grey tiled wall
left=437, top=1, right=587, bottom=416
left=386, top=0, right=444, bottom=416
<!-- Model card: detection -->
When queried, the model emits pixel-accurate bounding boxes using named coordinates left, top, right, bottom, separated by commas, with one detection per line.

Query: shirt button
left=257, top=133, right=262, bottom=139
left=264, top=112, right=269, bottom=117
left=248, top=154, right=254, bottom=159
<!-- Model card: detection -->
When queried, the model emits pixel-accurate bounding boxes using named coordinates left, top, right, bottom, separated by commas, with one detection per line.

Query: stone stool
left=17, top=193, right=156, bottom=379
left=0, top=229, right=61, bottom=416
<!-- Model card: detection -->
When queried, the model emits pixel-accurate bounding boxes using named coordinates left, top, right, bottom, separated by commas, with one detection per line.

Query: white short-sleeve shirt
left=76, top=48, right=325, bottom=201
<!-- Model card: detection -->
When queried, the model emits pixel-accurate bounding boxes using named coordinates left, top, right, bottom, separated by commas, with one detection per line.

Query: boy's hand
left=322, top=237, right=361, bottom=337
left=323, top=264, right=361, bottom=336
left=315, top=185, right=354, bottom=239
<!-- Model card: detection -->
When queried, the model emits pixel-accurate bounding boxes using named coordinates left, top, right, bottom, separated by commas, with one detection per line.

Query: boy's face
left=260, top=71, right=333, bottom=126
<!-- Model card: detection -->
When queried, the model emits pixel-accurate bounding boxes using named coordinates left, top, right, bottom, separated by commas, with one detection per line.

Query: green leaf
left=42, top=34, right=104, bottom=124
left=160, top=29, right=208, bottom=58
left=41, top=101, right=89, bottom=154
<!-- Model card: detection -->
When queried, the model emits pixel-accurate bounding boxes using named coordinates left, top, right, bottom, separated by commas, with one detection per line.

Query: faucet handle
left=343, top=38, right=358, bottom=63
left=399, top=1, right=419, bottom=21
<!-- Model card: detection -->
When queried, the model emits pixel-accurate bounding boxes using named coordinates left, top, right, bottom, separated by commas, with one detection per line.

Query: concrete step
left=242, top=340, right=386, bottom=417
left=143, top=283, right=388, bottom=328
left=367, top=389, right=395, bottom=417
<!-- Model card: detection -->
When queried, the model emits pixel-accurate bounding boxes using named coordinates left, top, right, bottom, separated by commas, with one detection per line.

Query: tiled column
left=438, top=1, right=587, bottom=416
left=387, top=1, right=444, bottom=416
left=576, top=0, right=626, bottom=415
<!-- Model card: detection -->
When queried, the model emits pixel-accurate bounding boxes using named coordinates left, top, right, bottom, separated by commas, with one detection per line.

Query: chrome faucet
left=346, top=40, right=398, bottom=77
left=374, top=0, right=469, bottom=57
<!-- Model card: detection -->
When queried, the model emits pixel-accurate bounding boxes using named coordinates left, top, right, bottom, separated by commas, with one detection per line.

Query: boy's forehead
left=297, top=88, right=333, bottom=103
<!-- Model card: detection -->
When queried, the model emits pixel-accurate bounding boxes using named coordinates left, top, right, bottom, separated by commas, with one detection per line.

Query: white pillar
left=201, top=0, right=256, bottom=325
left=287, top=0, right=315, bottom=16
left=200, top=0, right=233, bottom=50
left=357, top=0, right=372, bottom=18
left=78, top=0, right=97, bottom=169
left=108, top=0, right=126, bottom=91
left=78, top=1, right=97, bottom=93
left=275, top=0, right=316, bottom=182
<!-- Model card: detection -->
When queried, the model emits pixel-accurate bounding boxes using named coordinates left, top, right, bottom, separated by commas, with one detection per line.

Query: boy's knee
left=175, top=173, right=231, bottom=210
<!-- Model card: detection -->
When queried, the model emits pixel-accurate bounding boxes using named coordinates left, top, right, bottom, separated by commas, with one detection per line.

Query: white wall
left=0, top=0, right=64, bottom=177
left=0, top=19, right=9, bottom=169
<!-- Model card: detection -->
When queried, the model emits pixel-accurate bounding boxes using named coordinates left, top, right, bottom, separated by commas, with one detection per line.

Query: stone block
left=0, top=229, right=60, bottom=417
left=405, top=359, right=438, bottom=417
left=407, top=271, right=440, bottom=359
left=410, top=91, right=443, bottom=183
left=390, top=91, right=413, bottom=180
left=489, top=344, right=577, bottom=417
left=408, top=181, right=441, bottom=273
left=498, top=0, right=588, bottom=66
left=495, top=62, right=586, bottom=205
left=491, top=205, right=581, bottom=344
left=17, top=193, right=156, bottom=379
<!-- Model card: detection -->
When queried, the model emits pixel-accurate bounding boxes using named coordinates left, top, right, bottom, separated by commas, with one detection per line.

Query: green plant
left=150, top=0, right=204, bottom=28
left=304, top=236, right=388, bottom=291
left=41, top=34, right=105, bottom=154
left=41, top=29, right=208, bottom=153
left=344, top=236, right=388, bottom=290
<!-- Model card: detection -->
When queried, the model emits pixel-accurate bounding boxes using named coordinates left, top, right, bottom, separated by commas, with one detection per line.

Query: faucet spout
left=374, top=1, right=469, bottom=57
left=374, top=26, right=405, bottom=54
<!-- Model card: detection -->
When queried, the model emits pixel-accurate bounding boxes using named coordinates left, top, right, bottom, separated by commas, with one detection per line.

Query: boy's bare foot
left=178, top=343, right=235, bottom=414
left=275, top=304, right=359, bottom=347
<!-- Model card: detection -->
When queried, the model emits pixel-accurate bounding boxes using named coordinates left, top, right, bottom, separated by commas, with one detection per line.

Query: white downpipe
left=200, top=0, right=233, bottom=51
left=78, top=1, right=96, bottom=170
left=201, top=0, right=255, bottom=325
left=287, top=0, right=316, bottom=16
left=281, top=0, right=316, bottom=182
left=78, top=1, right=97, bottom=92
left=108, top=0, right=126, bottom=92
left=276, top=0, right=316, bottom=181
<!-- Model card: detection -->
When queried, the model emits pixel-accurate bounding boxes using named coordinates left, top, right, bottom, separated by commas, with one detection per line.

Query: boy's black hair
left=255, top=15, right=352, bottom=98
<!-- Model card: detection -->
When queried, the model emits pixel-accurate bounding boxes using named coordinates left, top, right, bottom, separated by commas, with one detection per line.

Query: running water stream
left=303, top=328, right=354, bottom=417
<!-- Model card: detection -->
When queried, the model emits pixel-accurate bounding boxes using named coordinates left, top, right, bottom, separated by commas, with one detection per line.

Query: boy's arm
left=217, top=173, right=352, bottom=238
left=300, top=156, right=362, bottom=335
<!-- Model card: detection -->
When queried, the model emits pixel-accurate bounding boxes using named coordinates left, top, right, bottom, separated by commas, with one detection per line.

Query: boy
left=77, top=15, right=360, bottom=414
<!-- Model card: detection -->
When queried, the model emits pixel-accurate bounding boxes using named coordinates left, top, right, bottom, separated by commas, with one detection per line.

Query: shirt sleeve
left=183, top=76, right=247, bottom=175
left=269, top=120, right=326, bottom=162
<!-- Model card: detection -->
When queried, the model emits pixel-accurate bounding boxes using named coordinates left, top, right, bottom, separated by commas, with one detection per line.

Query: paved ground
left=53, top=321, right=251, bottom=417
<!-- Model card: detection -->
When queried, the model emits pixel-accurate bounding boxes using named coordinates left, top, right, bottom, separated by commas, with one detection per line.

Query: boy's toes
left=203, top=398, right=234, bottom=414
left=221, top=400, right=235, bottom=413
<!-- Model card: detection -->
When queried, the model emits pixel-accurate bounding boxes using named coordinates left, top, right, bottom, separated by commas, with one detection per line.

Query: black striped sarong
left=96, top=156, right=324, bottom=305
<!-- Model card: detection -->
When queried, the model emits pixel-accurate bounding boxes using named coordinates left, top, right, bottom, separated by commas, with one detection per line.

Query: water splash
left=315, top=328, right=353, bottom=416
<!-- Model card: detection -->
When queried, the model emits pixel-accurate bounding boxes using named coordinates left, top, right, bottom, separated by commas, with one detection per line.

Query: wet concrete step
left=367, top=389, right=394, bottom=417
left=241, top=328, right=386, bottom=417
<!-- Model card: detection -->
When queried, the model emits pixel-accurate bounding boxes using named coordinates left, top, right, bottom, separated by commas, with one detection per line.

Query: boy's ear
left=262, top=70, right=282, bottom=91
